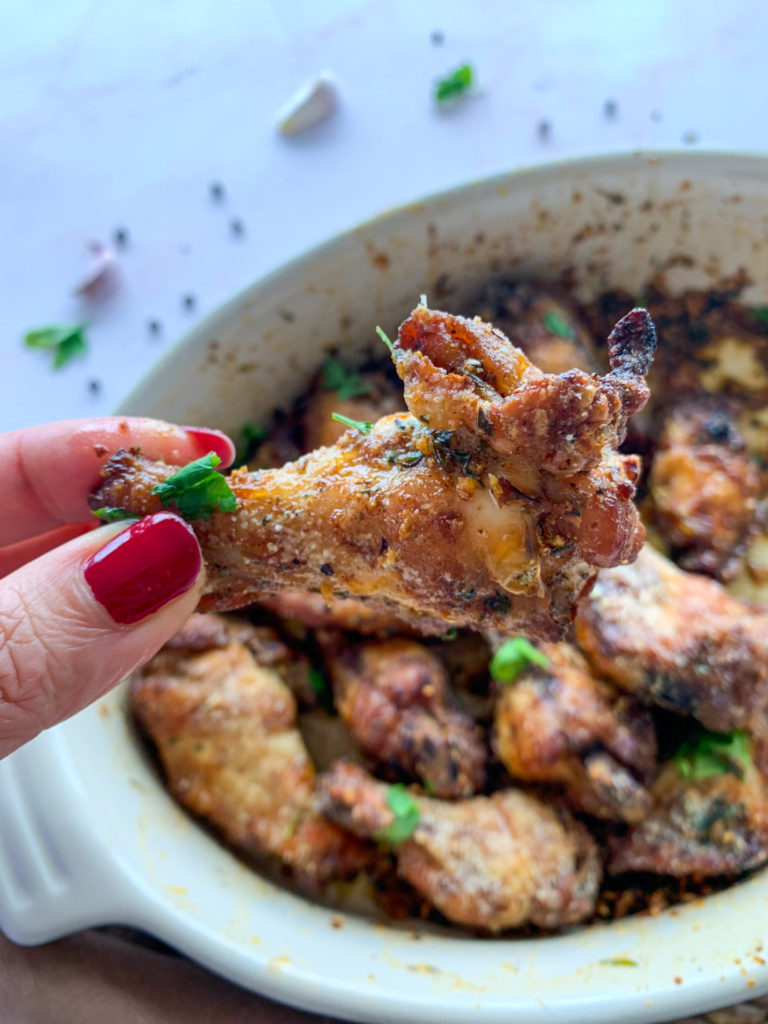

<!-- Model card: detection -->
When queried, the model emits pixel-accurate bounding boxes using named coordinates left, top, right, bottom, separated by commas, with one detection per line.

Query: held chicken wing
left=317, top=761, right=601, bottom=931
left=493, top=641, right=656, bottom=822
left=609, top=735, right=768, bottom=878
left=575, top=545, right=768, bottom=732
left=91, top=305, right=655, bottom=639
left=318, top=634, right=486, bottom=798
left=130, top=614, right=373, bottom=886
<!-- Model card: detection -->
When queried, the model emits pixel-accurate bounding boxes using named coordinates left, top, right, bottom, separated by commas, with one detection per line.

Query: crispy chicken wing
left=318, top=634, right=486, bottom=798
left=575, top=545, right=768, bottom=732
left=317, top=761, right=601, bottom=931
left=492, top=641, right=656, bottom=822
left=130, top=614, right=373, bottom=886
left=609, top=739, right=768, bottom=877
left=646, top=400, right=760, bottom=579
left=92, top=306, right=655, bottom=640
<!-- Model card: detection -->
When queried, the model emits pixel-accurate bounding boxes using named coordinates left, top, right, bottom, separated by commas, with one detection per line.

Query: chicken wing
left=645, top=400, right=760, bottom=579
left=609, top=735, right=768, bottom=877
left=575, top=545, right=768, bottom=732
left=317, top=761, right=600, bottom=931
left=92, top=306, right=655, bottom=640
left=318, top=634, right=486, bottom=798
left=492, top=641, right=656, bottom=822
left=130, top=613, right=373, bottom=886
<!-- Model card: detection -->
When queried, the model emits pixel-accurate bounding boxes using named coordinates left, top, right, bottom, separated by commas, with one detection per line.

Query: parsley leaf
left=674, top=728, right=751, bottom=781
left=434, top=63, right=475, bottom=104
left=151, top=452, right=237, bottom=521
left=332, top=412, right=372, bottom=434
left=322, top=358, right=372, bottom=400
left=374, top=784, right=421, bottom=844
left=751, top=307, right=768, bottom=326
left=24, top=323, right=88, bottom=369
left=92, top=506, right=133, bottom=523
left=490, top=637, right=549, bottom=683
left=543, top=311, right=575, bottom=339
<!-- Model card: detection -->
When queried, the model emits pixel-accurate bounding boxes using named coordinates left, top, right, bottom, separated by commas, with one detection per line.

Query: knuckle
left=0, top=579, right=94, bottom=744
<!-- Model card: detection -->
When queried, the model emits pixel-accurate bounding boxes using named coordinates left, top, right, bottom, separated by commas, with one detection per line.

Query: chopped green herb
left=332, top=412, right=372, bottom=434
left=674, top=728, right=751, bottom=782
left=92, top=506, right=133, bottom=523
left=321, top=358, right=372, bottom=399
left=599, top=957, right=638, bottom=967
left=151, top=452, right=237, bottom=521
left=24, top=323, right=88, bottom=370
left=543, top=311, right=575, bottom=339
left=490, top=637, right=549, bottom=683
left=434, top=63, right=475, bottom=104
left=376, top=325, right=395, bottom=355
left=752, top=307, right=768, bottom=326
left=374, top=784, right=421, bottom=844
left=441, top=627, right=458, bottom=641
left=236, top=422, right=266, bottom=465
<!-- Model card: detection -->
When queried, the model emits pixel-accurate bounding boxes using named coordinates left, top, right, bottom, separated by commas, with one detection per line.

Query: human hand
left=0, top=417, right=235, bottom=760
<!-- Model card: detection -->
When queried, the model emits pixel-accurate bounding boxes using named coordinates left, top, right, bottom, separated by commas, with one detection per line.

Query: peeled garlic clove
left=75, top=241, right=118, bottom=298
left=277, top=73, right=339, bottom=136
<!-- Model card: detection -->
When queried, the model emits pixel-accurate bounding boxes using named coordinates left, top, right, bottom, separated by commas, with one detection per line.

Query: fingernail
left=182, top=427, right=236, bottom=467
left=84, top=512, right=202, bottom=624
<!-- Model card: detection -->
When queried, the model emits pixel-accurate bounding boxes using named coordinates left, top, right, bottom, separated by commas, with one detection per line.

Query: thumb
left=0, top=512, right=204, bottom=759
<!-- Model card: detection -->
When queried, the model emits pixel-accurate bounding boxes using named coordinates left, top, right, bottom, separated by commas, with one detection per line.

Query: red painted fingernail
left=182, top=427, right=236, bottom=467
left=84, top=513, right=202, bottom=624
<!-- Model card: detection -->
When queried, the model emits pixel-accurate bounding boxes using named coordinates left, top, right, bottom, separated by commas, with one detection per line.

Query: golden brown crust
left=91, top=306, right=653, bottom=640
left=608, top=752, right=768, bottom=878
left=317, top=761, right=601, bottom=931
left=130, top=614, right=373, bottom=886
left=493, top=641, right=656, bottom=822
left=645, top=401, right=761, bottom=580
left=319, top=634, right=486, bottom=798
left=575, top=545, right=768, bottom=732
left=258, top=590, right=449, bottom=637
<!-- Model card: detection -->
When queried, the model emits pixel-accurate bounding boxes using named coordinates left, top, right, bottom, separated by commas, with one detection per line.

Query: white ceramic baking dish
left=3, top=151, right=768, bottom=1024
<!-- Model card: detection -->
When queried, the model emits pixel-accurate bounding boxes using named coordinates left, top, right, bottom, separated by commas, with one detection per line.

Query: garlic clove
left=277, top=72, right=339, bottom=136
left=75, top=241, right=118, bottom=298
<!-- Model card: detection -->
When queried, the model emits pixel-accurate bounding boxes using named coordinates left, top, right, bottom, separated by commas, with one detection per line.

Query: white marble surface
left=3, top=0, right=768, bottom=433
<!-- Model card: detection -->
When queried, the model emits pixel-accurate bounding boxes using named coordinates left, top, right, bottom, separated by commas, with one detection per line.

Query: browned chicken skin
left=646, top=400, right=761, bottom=579
left=575, top=545, right=768, bottom=733
left=493, top=641, right=656, bottom=822
left=91, top=306, right=655, bottom=640
left=259, top=590, right=450, bottom=638
left=609, top=740, right=768, bottom=878
left=319, top=634, right=486, bottom=798
left=317, top=761, right=601, bottom=931
left=130, top=614, right=373, bottom=886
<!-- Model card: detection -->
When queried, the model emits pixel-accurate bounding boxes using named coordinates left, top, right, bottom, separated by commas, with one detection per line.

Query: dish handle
left=0, top=734, right=136, bottom=944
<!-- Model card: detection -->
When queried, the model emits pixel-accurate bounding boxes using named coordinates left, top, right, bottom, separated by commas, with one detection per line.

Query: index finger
left=2, top=417, right=235, bottom=547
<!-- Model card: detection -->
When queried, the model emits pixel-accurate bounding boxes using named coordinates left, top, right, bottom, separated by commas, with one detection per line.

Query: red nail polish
left=182, top=427, right=236, bottom=467
left=84, top=513, right=201, bottom=624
